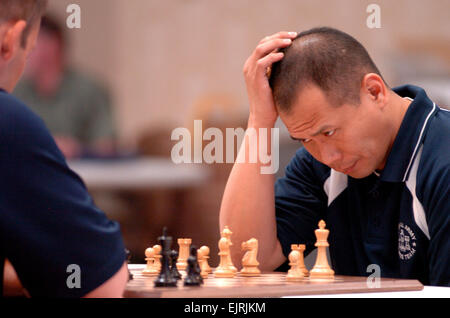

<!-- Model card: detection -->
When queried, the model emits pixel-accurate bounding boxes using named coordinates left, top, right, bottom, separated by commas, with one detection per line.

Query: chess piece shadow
left=125, top=249, right=133, bottom=281
left=170, top=250, right=182, bottom=281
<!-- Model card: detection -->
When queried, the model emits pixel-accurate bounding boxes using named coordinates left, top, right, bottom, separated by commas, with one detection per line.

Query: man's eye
left=301, top=138, right=312, bottom=144
left=324, top=130, right=335, bottom=137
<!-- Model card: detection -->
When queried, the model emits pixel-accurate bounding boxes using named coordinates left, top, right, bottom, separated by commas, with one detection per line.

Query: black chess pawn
left=170, top=250, right=182, bottom=280
left=184, top=245, right=203, bottom=286
left=125, top=249, right=133, bottom=281
left=154, top=227, right=178, bottom=287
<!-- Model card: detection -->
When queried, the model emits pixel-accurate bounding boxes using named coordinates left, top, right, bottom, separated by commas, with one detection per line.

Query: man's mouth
left=341, top=161, right=358, bottom=174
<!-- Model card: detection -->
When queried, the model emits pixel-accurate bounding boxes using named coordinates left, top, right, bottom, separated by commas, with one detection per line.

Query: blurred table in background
left=67, top=157, right=210, bottom=190
left=67, top=157, right=214, bottom=263
left=413, top=78, right=450, bottom=108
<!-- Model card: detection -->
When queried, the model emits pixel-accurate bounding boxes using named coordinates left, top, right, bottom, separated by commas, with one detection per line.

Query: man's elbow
left=260, top=241, right=286, bottom=271
left=83, top=262, right=128, bottom=298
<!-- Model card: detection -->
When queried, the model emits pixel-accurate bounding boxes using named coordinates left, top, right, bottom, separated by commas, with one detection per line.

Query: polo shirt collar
left=379, top=85, right=438, bottom=182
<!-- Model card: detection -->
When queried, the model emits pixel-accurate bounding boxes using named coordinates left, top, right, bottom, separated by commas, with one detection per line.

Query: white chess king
left=310, top=220, right=335, bottom=280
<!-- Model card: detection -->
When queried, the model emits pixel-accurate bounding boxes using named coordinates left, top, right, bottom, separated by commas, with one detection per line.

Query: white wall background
left=45, top=0, right=450, bottom=146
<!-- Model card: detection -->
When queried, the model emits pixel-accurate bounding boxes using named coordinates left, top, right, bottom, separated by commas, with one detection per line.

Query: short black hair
left=269, top=27, right=385, bottom=113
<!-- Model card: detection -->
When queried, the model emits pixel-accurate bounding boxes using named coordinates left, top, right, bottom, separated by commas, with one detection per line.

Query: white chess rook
left=291, top=244, right=309, bottom=277
left=177, top=238, right=191, bottom=271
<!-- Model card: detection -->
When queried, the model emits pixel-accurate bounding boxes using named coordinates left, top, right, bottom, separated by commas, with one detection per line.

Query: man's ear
left=361, top=73, right=388, bottom=107
left=1, top=20, right=27, bottom=61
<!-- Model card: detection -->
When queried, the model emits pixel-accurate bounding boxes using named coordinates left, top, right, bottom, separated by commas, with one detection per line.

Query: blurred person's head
left=270, top=27, right=406, bottom=179
left=0, top=0, right=47, bottom=92
left=26, top=15, right=65, bottom=80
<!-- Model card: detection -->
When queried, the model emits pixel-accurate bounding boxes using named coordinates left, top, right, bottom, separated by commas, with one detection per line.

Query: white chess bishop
left=214, top=226, right=236, bottom=278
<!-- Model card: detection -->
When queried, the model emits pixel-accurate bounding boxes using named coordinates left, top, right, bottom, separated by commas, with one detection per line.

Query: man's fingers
left=254, top=38, right=292, bottom=59
left=256, top=52, right=285, bottom=77
left=259, top=31, right=297, bottom=45
left=245, top=31, right=296, bottom=71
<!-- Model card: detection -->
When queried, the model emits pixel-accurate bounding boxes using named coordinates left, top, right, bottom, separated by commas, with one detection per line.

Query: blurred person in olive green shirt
left=14, top=15, right=117, bottom=159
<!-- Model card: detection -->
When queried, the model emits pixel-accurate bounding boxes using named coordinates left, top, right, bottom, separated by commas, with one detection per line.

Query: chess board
left=124, top=265, right=424, bottom=298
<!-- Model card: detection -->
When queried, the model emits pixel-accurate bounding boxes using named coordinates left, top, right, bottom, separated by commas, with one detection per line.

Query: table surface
left=67, top=157, right=210, bottom=190
left=292, top=286, right=449, bottom=298
left=126, top=264, right=448, bottom=298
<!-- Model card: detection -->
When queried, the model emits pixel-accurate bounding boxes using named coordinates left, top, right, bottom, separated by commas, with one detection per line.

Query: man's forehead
left=280, top=109, right=323, bottom=140
left=282, top=86, right=331, bottom=126
left=289, top=110, right=320, bottom=130
left=293, top=83, right=332, bottom=107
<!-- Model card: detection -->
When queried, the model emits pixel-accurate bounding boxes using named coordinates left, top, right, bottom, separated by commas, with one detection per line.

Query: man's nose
left=318, top=145, right=342, bottom=168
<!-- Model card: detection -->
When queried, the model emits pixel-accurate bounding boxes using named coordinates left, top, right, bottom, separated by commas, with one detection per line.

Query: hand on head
left=243, top=31, right=297, bottom=127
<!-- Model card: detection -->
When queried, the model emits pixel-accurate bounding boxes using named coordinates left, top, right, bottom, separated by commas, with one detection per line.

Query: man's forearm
left=3, top=259, right=26, bottom=297
left=219, top=119, right=284, bottom=271
left=221, top=30, right=296, bottom=271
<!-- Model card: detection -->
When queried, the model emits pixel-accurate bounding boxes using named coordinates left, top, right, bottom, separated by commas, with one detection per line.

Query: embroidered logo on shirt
left=398, top=222, right=417, bottom=260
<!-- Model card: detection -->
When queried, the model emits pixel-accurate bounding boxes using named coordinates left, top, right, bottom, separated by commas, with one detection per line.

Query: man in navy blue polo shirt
left=220, top=27, right=449, bottom=286
left=0, top=0, right=128, bottom=297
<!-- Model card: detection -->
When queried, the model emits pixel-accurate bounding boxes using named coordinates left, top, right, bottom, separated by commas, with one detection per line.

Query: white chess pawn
left=153, top=244, right=162, bottom=272
left=286, top=250, right=304, bottom=281
left=197, top=248, right=208, bottom=279
left=200, top=246, right=212, bottom=273
left=142, top=247, right=158, bottom=276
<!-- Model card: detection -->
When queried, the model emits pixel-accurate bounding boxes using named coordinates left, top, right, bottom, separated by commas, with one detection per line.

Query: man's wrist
left=247, top=115, right=277, bottom=129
